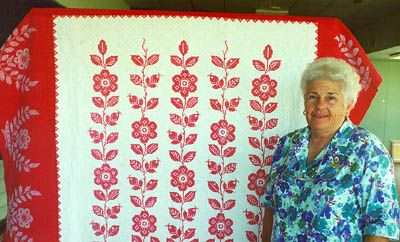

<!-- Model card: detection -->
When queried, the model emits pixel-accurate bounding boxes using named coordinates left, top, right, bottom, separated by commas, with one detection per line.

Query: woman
left=262, top=57, right=399, bottom=241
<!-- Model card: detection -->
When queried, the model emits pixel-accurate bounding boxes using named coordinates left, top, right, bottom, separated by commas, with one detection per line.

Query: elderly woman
left=262, top=57, right=399, bottom=241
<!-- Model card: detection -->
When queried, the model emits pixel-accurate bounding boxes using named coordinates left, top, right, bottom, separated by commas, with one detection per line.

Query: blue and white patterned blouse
left=263, top=119, right=400, bottom=241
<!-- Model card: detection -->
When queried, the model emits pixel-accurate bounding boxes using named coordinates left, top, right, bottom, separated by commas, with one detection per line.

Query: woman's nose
left=316, top=98, right=325, bottom=108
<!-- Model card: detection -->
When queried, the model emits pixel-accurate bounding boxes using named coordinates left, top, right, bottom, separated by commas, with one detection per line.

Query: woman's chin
left=309, top=119, right=330, bottom=132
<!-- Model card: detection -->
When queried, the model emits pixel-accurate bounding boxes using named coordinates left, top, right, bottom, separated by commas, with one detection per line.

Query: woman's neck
left=310, top=130, right=335, bottom=142
left=307, top=130, right=336, bottom=164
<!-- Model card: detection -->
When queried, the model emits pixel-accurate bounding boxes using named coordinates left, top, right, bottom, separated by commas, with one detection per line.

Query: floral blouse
left=263, top=119, right=400, bottom=241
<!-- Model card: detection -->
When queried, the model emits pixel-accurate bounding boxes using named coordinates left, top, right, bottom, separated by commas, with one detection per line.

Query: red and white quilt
left=0, top=8, right=381, bottom=242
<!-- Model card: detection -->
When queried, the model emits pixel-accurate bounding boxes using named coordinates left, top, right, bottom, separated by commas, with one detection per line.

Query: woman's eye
left=327, top=96, right=337, bottom=101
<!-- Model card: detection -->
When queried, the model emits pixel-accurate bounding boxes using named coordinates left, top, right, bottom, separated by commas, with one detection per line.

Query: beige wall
left=395, top=164, right=400, bottom=203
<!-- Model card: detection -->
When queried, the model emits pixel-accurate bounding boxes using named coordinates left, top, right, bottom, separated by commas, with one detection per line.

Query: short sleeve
left=360, top=136, right=400, bottom=240
left=261, top=135, right=289, bottom=209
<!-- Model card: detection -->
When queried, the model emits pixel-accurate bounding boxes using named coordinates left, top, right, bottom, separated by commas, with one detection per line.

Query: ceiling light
left=256, top=7, right=288, bottom=15
left=257, top=0, right=288, bottom=15
left=389, top=52, right=400, bottom=60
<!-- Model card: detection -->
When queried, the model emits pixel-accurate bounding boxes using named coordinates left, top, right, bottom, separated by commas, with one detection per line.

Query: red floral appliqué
left=247, top=169, right=268, bottom=197
left=208, top=213, right=233, bottom=239
left=129, top=39, right=161, bottom=242
left=167, top=40, right=200, bottom=241
left=93, top=69, right=118, bottom=97
left=206, top=41, right=240, bottom=241
left=210, top=119, right=236, bottom=146
left=89, top=40, right=121, bottom=241
left=170, top=165, right=195, bottom=191
left=131, top=117, right=157, bottom=144
left=132, top=211, right=157, bottom=237
left=172, top=69, right=198, bottom=97
left=251, top=74, right=277, bottom=101
left=246, top=44, right=281, bottom=242
left=94, top=163, right=118, bottom=190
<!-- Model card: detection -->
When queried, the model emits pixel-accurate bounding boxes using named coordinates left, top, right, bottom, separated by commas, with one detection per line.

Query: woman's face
left=304, top=79, right=352, bottom=136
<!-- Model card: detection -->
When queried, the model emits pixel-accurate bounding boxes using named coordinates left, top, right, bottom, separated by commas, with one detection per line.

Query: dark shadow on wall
left=0, top=0, right=64, bottom=46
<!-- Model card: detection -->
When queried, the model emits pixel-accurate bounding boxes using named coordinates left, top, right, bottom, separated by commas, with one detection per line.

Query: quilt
left=0, top=8, right=381, bottom=242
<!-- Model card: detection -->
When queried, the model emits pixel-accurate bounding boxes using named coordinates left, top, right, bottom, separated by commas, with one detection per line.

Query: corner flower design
left=172, top=70, right=197, bottom=97
left=15, top=129, right=31, bottom=150
left=247, top=169, right=268, bottom=196
left=170, top=165, right=195, bottom=191
left=10, top=128, right=18, bottom=149
left=132, top=210, right=157, bottom=237
left=94, top=163, right=118, bottom=190
left=16, top=208, right=33, bottom=229
left=13, top=48, right=30, bottom=70
left=208, top=213, right=233, bottom=239
left=251, top=74, right=277, bottom=101
left=131, top=117, right=157, bottom=144
left=93, top=69, right=118, bottom=97
left=210, top=119, right=236, bottom=145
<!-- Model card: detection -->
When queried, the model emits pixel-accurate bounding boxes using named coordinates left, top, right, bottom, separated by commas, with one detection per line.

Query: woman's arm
left=262, top=208, right=273, bottom=242
left=364, top=235, right=388, bottom=242
left=356, top=132, right=400, bottom=240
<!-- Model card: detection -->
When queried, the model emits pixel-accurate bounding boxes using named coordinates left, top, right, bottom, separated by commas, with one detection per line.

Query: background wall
left=55, top=0, right=129, bottom=9
left=360, top=59, right=400, bottom=205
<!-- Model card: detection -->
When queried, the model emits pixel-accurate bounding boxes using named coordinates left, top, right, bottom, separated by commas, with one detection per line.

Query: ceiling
left=1, top=0, right=400, bottom=59
left=124, top=0, right=398, bottom=33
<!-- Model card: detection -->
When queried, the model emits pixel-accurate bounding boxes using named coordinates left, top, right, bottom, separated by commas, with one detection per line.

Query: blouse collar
left=294, top=118, right=355, bottom=168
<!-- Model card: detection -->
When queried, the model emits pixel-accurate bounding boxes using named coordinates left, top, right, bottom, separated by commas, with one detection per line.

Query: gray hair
left=300, top=57, right=361, bottom=105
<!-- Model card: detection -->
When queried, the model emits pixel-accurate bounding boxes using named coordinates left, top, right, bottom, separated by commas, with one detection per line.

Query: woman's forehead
left=306, top=79, right=343, bottom=93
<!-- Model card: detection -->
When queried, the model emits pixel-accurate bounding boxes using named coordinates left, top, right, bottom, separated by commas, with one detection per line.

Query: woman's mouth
left=313, top=114, right=328, bottom=119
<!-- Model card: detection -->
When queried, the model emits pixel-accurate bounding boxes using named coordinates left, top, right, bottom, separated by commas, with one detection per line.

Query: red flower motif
left=132, top=210, right=157, bottom=237
left=93, top=69, right=118, bottom=97
left=247, top=169, right=268, bottom=196
left=131, top=117, right=157, bottom=144
left=170, top=165, right=195, bottom=191
left=208, top=213, right=233, bottom=239
left=251, top=74, right=277, bottom=101
left=210, top=119, right=236, bottom=145
left=172, top=70, right=197, bottom=97
left=94, top=163, right=118, bottom=190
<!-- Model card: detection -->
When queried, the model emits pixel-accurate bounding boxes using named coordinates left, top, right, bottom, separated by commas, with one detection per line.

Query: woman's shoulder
left=272, top=127, right=309, bottom=161
left=349, top=124, right=391, bottom=164
left=272, top=127, right=308, bottom=163
left=280, top=126, right=309, bottom=142
left=351, top=125, right=386, bottom=147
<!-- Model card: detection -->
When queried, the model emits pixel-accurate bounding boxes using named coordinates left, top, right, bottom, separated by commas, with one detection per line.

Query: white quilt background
left=55, top=16, right=316, bottom=241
